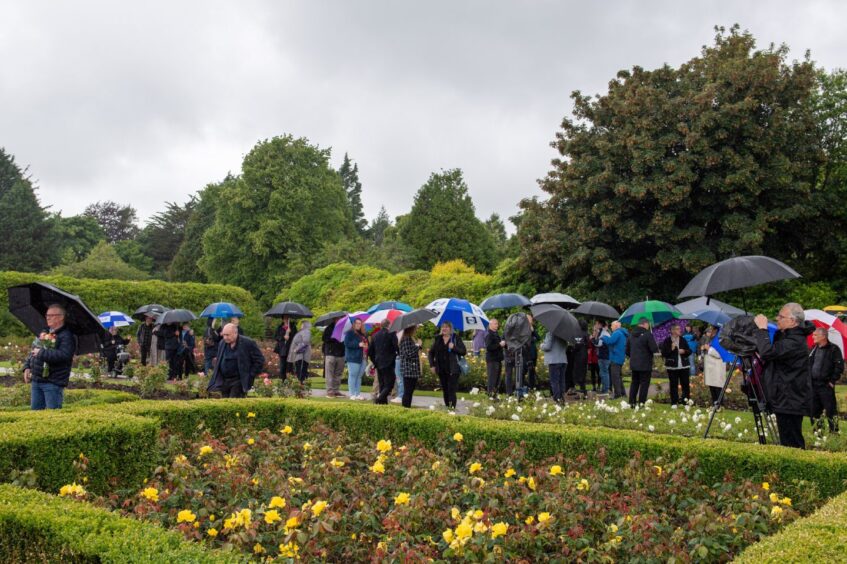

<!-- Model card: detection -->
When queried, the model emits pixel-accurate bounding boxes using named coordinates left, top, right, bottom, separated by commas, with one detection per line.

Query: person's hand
left=500, top=340, right=506, bottom=347
left=31, top=347, right=41, bottom=356
left=830, top=382, right=835, bottom=389
left=754, top=314, right=769, bottom=330
left=448, top=341, right=454, bottom=350
left=359, top=342, right=366, bottom=348
left=430, top=367, right=436, bottom=374
left=415, top=339, right=422, bottom=347
left=23, top=368, right=31, bottom=384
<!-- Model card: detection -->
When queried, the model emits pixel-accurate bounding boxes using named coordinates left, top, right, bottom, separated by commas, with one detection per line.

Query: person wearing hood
left=754, top=303, right=815, bottom=448
left=604, top=321, right=629, bottom=399
left=626, top=318, right=658, bottom=406
left=288, top=321, right=313, bottom=384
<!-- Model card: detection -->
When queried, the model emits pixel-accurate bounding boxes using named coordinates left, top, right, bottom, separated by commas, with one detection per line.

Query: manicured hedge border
left=0, top=388, right=139, bottom=412
left=0, top=484, right=238, bottom=563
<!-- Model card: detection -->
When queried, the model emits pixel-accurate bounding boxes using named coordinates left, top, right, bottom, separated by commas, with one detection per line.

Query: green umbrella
left=619, top=300, right=681, bottom=326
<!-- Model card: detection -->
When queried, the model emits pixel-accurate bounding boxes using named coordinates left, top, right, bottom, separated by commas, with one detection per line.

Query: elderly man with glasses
left=754, top=303, right=815, bottom=449
left=23, top=304, right=77, bottom=410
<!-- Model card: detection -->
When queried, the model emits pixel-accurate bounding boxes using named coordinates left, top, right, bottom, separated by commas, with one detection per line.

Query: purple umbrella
left=331, top=311, right=369, bottom=341
left=652, top=319, right=688, bottom=344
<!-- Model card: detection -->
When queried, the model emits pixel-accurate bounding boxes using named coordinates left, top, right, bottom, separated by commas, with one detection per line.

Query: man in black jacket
left=754, top=303, right=815, bottom=448
left=102, top=326, right=129, bottom=377
left=370, top=319, right=399, bottom=404
left=207, top=323, right=266, bottom=398
left=155, top=323, right=180, bottom=380
left=808, top=327, right=843, bottom=433
left=136, top=315, right=154, bottom=366
left=23, top=304, right=77, bottom=410
left=627, top=318, right=658, bottom=406
left=484, top=319, right=505, bottom=398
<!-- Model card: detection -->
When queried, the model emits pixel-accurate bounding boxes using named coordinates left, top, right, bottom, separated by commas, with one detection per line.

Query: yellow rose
left=769, top=493, right=779, bottom=503
left=505, top=468, right=516, bottom=478
left=330, top=458, right=345, bottom=468
left=376, top=439, right=392, bottom=453
left=491, top=522, right=508, bottom=539
left=525, top=515, right=535, bottom=525
left=312, top=500, right=328, bottom=517
left=453, top=432, right=464, bottom=442
left=451, top=507, right=461, bottom=520
left=264, top=509, right=281, bottom=524
left=177, top=509, right=196, bottom=523
left=781, top=497, right=792, bottom=506
left=455, top=520, right=474, bottom=540
left=577, top=479, right=590, bottom=491
left=762, top=482, right=770, bottom=490
left=253, top=543, right=265, bottom=554
left=247, top=412, right=256, bottom=418
left=770, top=506, right=784, bottom=520
left=528, top=477, right=537, bottom=491
left=442, top=529, right=454, bottom=543
left=199, top=445, right=213, bottom=456
left=284, top=515, right=301, bottom=533
left=281, top=425, right=293, bottom=435
left=246, top=438, right=255, bottom=445
left=550, top=465, right=563, bottom=476
left=207, top=528, right=218, bottom=537
left=269, top=496, right=286, bottom=509
left=653, top=465, right=663, bottom=477
left=537, top=512, right=551, bottom=524
left=394, top=492, right=411, bottom=506
left=469, top=462, right=482, bottom=474
left=371, top=460, right=385, bottom=474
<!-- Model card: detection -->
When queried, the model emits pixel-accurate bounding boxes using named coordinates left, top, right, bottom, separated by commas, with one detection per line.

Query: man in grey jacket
left=541, top=332, right=568, bottom=402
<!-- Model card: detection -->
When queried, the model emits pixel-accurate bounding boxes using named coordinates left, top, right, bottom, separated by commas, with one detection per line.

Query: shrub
left=133, top=363, right=169, bottom=399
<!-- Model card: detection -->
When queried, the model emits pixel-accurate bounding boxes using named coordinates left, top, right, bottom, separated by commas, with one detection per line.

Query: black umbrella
left=389, top=308, right=438, bottom=333
left=573, top=301, right=620, bottom=319
left=157, top=309, right=197, bottom=325
left=530, top=292, right=581, bottom=309
left=133, top=304, right=170, bottom=321
left=530, top=304, right=581, bottom=342
left=479, top=293, right=532, bottom=311
left=314, top=311, right=348, bottom=328
left=264, top=301, right=313, bottom=318
left=7, top=282, right=105, bottom=354
left=678, top=256, right=801, bottom=299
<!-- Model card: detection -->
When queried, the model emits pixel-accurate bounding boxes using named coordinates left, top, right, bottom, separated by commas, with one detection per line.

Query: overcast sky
left=2, top=1, right=845, bottom=230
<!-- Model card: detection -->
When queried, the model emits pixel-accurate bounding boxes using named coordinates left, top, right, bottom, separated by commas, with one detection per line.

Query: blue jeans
left=394, top=358, right=404, bottom=397
left=347, top=362, right=365, bottom=397
left=204, top=357, right=215, bottom=376
left=598, top=359, right=611, bottom=393
left=31, top=380, right=64, bottom=410
left=689, top=352, right=697, bottom=375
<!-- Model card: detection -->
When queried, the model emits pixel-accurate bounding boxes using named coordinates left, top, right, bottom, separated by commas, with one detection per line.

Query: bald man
left=207, top=323, right=265, bottom=398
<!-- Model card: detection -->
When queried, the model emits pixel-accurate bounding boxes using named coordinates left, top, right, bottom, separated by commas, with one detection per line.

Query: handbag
left=452, top=335, right=470, bottom=375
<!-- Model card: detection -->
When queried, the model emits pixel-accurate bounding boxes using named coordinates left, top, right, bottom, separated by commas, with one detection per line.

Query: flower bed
left=81, top=421, right=815, bottom=561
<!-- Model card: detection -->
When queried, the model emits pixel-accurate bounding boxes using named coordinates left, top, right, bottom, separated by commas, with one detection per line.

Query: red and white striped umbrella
left=804, top=309, right=847, bottom=360
left=364, top=308, right=404, bottom=327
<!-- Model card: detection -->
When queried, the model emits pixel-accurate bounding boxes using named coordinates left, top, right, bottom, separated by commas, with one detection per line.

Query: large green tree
left=518, top=26, right=825, bottom=306
left=52, top=241, right=149, bottom=280
left=169, top=177, right=229, bottom=282
left=137, top=198, right=196, bottom=275
left=54, top=215, right=106, bottom=264
left=398, top=169, right=497, bottom=272
left=200, top=136, right=354, bottom=300
left=339, top=153, right=366, bottom=234
left=83, top=201, right=140, bottom=243
left=0, top=148, right=57, bottom=271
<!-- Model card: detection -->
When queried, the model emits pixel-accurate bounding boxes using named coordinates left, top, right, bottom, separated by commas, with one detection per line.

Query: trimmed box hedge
left=0, top=484, right=236, bottom=563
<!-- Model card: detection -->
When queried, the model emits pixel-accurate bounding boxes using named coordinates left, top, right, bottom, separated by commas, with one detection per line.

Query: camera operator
left=102, top=326, right=129, bottom=377
left=754, top=303, right=814, bottom=449
left=809, top=327, right=843, bottom=433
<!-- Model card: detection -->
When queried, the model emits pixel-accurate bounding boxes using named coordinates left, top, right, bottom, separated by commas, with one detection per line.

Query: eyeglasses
left=775, top=314, right=789, bottom=320
left=45, top=313, right=65, bottom=318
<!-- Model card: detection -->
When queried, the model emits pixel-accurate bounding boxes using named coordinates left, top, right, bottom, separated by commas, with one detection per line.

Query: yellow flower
left=253, top=543, right=265, bottom=554
left=228, top=508, right=251, bottom=528
left=223, top=517, right=236, bottom=530
left=376, top=439, right=393, bottom=453
left=577, top=479, right=590, bottom=491
left=528, top=477, right=537, bottom=491
left=451, top=507, right=461, bottom=520
left=455, top=520, right=474, bottom=540
left=330, top=457, right=345, bottom=468
left=351, top=533, right=357, bottom=540
left=251, top=478, right=259, bottom=486
left=207, top=528, right=218, bottom=537
left=762, top=482, right=770, bottom=490
left=199, top=445, right=213, bottom=456
left=550, top=465, right=563, bottom=476
left=469, top=462, right=482, bottom=474
left=247, top=412, right=256, bottom=418
left=491, top=522, right=508, bottom=539
left=537, top=512, right=551, bottom=524
left=312, top=500, right=328, bottom=517
left=442, top=528, right=454, bottom=543
left=609, top=523, right=619, bottom=533
left=209, top=514, right=215, bottom=522
left=431, top=460, right=441, bottom=470
left=177, top=509, right=196, bottom=523
left=247, top=438, right=255, bottom=445
left=453, top=432, right=464, bottom=442
left=284, top=515, right=301, bottom=533
left=279, top=541, right=299, bottom=558
left=752, top=495, right=759, bottom=501
left=518, top=476, right=527, bottom=484
left=269, top=496, right=286, bottom=509
left=394, top=492, right=411, bottom=506
left=473, top=521, right=488, bottom=533
left=303, top=442, right=312, bottom=451
left=141, top=487, right=159, bottom=502
left=472, top=509, right=484, bottom=520
left=264, top=509, right=281, bottom=524
left=769, top=493, right=780, bottom=503
left=377, top=541, right=387, bottom=551
left=654, top=465, right=663, bottom=477
left=771, top=506, right=784, bottom=520
left=781, top=497, right=792, bottom=507
left=281, top=425, right=293, bottom=435
left=371, top=460, right=385, bottom=474
left=505, top=468, right=516, bottom=478
left=224, top=454, right=238, bottom=468
left=58, top=483, right=86, bottom=497
left=524, top=515, right=535, bottom=525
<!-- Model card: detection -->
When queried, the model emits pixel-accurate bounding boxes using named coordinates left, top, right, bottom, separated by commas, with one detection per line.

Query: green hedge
left=736, top=489, right=847, bottom=562
left=0, top=484, right=236, bottom=563
left=0, top=271, right=264, bottom=337
left=0, top=388, right=139, bottom=412
left=0, top=409, right=159, bottom=494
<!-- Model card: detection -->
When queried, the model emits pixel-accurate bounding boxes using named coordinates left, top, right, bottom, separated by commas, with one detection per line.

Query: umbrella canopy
left=681, top=308, right=731, bottom=327
left=158, top=309, right=197, bottom=325
left=479, top=293, right=531, bottom=311
left=678, top=255, right=801, bottom=299
left=367, top=301, right=413, bottom=314
left=200, top=302, right=244, bottom=319
left=674, top=297, right=745, bottom=317
left=389, top=308, right=439, bottom=333
left=365, top=308, right=404, bottom=327
left=425, top=298, right=489, bottom=332
left=98, top=311, right=134, bottom=328
left=573, top=301, right=620, bottom=319
left=264, top=301, right=313, bottom=319
left=331, top=312, right=370, bottom=341
left=133, top=304, right=170, bottom=321
left=824, top=305, right=847, bottom=314
left=620, top=300, right=681, bottom=326
left=530, top=293, right=581, bottom=309
left=529, top=304, right=581, bottom=342
left=804, top=309, right=847, bottom=360
left=314, top=311, right=348, bottom=328
left=7, top=282, right=105, bottom=354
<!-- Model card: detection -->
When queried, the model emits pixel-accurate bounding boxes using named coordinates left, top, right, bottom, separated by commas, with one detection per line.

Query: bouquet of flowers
left=32, top=332, right=56, bottom=379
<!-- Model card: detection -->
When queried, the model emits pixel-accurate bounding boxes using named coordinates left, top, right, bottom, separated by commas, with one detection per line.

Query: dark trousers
left=564, top=361, right=574, bottom=391
left=180, top=349, right=196, bottom=378
left=278, top=354, right=289, bottom=380
left=629, top=370, right=652, bottom=405
left=610, top=363, right=625, bottom=398
left=504, top=361, right=521, bottom=395
left=438, top=371, right=458, bottom=408
left=140, top=346, right=150, bottom=366
left=486, top=360, right=502, bottom=396
left=588, top=363, right=599, bottom=390
left=776, top=413, right=805, bottom=449
left=165, top=349, right=179, bottom=379
left=525, top=360, right=537, bottom=389
left=375, top=365, right=396, bottom=404
left=811, top=385, right=839, bottom=432
left=294, top=360, right=309, bottom=383
left=709, top=385, right=722, bottom=404
left=220, top=378, right=246, bottom=398
left=402, top=377, right=417, bottom=408
left=548, top=363, right=566, bottom=402
left=667, top=369, right=690, bottom=405
left=105, top=352, right=117, bottom=374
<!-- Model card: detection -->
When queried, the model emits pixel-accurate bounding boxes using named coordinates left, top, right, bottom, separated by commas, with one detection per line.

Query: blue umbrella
left=710, top=323, right=777, bottom=362
left=425, top=298, right=489, bottom=332
left=479, top=293, right=531, bottom=311
left=367, top=301, right=413, bottom=314
left=98, top=311, right=134, bottom=328
left=683, top=308, right=731, bottom=327
left=200, top=302, right=244, bottom=319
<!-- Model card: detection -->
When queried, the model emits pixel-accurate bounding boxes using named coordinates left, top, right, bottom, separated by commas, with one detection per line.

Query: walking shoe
left=390, top=397, right=402, bottom=404
left=334, top=392, right=347, bottom=398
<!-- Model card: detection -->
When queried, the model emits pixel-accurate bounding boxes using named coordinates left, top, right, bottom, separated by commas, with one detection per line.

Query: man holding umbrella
left=23, top=304, right=76, bottom=410
left=626, top=318, right=658, bottom=406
